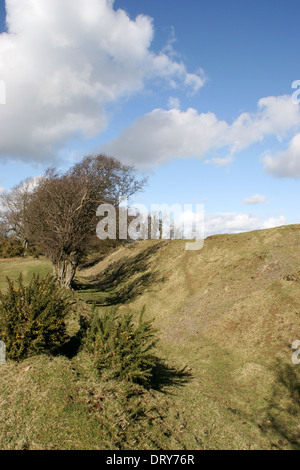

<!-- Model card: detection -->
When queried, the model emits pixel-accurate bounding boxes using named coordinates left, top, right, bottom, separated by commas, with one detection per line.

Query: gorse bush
left=0, top=235, right=41, bottom=258
left=0, top=237, right=24, bottom=258
left=0, top=274, right=71, bottom=360
left=90, top=380, right=177, bottom=450
left=85, top=307, right=159, bottom=386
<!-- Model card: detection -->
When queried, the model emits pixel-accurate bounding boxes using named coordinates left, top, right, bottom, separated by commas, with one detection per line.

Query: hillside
left=0, top=224, right=300, bottom=449
left=78, top=224, right=300, bottom=358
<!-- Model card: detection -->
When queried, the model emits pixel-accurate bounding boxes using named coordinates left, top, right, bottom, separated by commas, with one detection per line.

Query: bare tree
left=8, top=155, right=146, bottom=288
left=0, top=178, right=40, bottom=250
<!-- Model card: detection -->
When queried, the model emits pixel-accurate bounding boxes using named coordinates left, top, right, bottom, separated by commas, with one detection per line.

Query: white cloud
left=180, top=211, right=286, bottom=237
left=225, top=95, right=300, bottom=153
left=103, top=107, right=229, bottom=166
left=20, top=175, right=44, bottom=192
left=0, top=0, right=205, bottom=162
left=263, top=133, right=300, bottom=178
left=168, top=97, right=181, bottom=110
left=205, top=213, right=261, bottom=236
left=243, top=194, right=267, bottom=205
left=103, top=95, right=300, bottom=167
left=261, top=215, right=286, bottom=229
left=2, top=0, right=299, bottom=177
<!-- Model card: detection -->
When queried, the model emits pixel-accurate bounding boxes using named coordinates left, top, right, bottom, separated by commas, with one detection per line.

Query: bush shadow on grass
left=149, top=358, right=193, bottom=393
left=264, top=362, right=300, bottom=449
left=238, top=361, right=300, bottom=450
left=59, top=333, right=82, bottom=359
left=73, top=242, right=167, bottom=306
left=59, top=342, right=193, bottom=393
left=59, top=335, right=193, bottom=394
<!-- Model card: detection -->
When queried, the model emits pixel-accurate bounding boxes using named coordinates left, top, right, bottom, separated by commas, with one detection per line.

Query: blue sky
left=0, top=0, right=300, bottom=236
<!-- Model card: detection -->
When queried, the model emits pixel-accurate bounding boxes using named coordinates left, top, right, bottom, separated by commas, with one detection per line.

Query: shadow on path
left=265, top=362, right=300, bottom=449
left=74, top=242, right=167, bottom=306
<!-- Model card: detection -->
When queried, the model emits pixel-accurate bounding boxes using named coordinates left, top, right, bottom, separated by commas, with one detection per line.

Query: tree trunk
left=53, top=263, right=58, bottom=280
left=64, top=260, right=77, bottom=289
left=23, top=239, right=28, bottom=256
left=52, top=260, right=77, bottom=289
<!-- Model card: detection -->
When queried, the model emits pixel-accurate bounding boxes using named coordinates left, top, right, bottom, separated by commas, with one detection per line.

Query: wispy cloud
left=243, top=194, right=267, bottom=205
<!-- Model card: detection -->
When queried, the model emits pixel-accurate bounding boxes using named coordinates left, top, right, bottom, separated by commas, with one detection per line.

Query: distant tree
left=0, top=218, right=7, bottom=239
left=21, top=155, right=146, bottom=288
left=0, top=178, right=38, bottom=250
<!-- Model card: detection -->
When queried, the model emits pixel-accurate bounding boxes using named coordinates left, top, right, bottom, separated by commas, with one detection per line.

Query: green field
left=0, top=257, right=52, bottom=291
left=0, top=225, right=300, bottom=449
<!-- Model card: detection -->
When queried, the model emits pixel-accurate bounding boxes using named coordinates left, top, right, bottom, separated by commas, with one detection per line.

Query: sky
left=0, top=0, right=300, bottom=237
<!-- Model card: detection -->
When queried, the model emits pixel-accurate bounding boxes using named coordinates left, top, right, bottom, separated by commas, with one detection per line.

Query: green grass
left=0, top=225, right=300, bottom=449
left=0, top=256, right=52, bottom=291
left=74, top=226, right=300, bottom=449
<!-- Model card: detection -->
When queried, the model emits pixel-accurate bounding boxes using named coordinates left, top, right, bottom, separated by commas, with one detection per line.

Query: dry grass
left=0, top=225, right=300, bottom=449
left=75, top=224, right=300, bottom=449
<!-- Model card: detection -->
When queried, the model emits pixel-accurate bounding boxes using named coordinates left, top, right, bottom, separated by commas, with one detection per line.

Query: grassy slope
left=0, top=224, right=300, bottom=449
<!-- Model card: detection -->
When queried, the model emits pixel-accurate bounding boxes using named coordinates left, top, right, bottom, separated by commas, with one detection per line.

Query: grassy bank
left=0, top=224, right=300, bottom=449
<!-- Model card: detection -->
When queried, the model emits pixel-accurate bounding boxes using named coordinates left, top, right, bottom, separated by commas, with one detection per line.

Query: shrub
left=0, top=274, right=71, bottom=360
left=90, top=380, right=175, bottom=450
left=0, top=237, right=24, bottom=258
left=85, top=308, right=158, bottom=386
